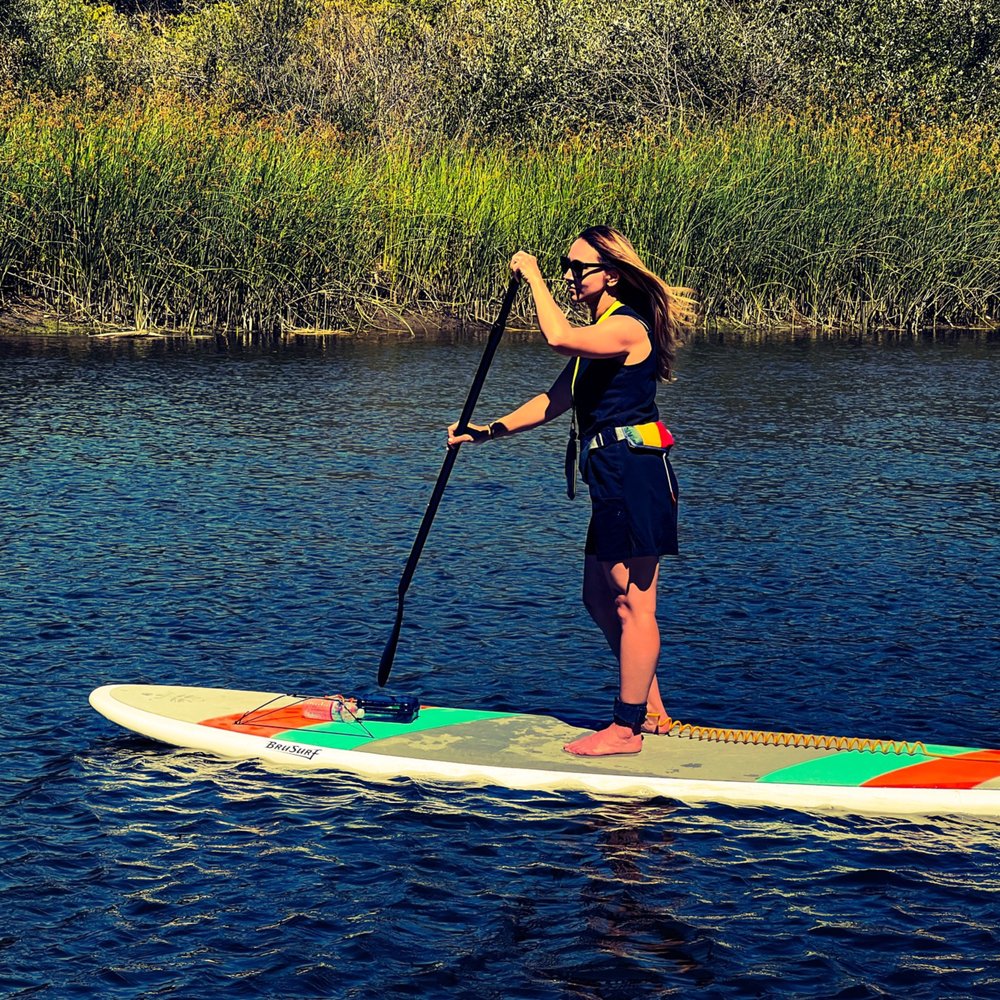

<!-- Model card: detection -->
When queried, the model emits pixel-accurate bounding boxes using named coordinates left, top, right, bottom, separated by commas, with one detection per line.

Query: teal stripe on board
left=272, top=706, right=515, bottom=751
left=758, top=744, right=979, bottom=787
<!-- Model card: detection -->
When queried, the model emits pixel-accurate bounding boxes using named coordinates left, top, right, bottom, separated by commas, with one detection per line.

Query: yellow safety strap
left=570, top=299, right=624, bottom=402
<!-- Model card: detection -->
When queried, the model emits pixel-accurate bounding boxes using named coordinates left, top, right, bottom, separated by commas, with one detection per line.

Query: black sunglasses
left=560, top=256, right=606, bottom=281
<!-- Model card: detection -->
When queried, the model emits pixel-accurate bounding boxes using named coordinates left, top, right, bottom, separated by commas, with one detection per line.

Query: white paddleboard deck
left=89, top=684, right=1000, bottom=817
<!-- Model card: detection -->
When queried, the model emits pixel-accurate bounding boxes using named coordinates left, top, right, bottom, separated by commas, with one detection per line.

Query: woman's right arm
left=447, top=361, right=574, bottom=446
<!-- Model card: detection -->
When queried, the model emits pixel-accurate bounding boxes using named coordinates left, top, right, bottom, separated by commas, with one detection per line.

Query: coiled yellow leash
left=644, top=713, right=929, bottom=756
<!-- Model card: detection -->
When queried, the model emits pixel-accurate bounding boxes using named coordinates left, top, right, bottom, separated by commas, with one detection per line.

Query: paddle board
left=89, top=684, right=1000, bottom=817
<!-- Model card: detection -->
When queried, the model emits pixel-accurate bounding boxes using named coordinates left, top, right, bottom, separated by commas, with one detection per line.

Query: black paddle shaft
left=378, top=276, right=520, bottom=686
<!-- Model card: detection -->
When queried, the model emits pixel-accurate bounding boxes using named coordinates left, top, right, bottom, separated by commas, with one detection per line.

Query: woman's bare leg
left=609, top=556, right=660, bottom=703
left=566, top=556, right=663, bottom=756
left=582, top=554, right=621, bottom=654
left=581, top=555, right=669, bottom=729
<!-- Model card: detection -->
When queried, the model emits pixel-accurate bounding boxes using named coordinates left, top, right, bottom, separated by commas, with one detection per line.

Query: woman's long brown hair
left=579, top=225, right=697, bottom=381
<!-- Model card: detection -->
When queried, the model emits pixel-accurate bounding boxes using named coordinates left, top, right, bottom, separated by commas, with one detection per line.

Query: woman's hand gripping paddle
left=378, top=276, right=520, bottom=687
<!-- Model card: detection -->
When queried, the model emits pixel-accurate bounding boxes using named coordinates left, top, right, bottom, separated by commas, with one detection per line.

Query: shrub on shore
left=3, top=0, right=1000, bottom=140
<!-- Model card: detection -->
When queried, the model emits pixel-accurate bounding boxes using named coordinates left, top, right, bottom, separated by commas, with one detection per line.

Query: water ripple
left=1, top=333, right=998, bottom=997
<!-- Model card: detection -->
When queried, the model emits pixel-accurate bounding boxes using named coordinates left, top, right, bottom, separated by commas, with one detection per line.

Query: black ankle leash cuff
left=613, top=697, right=647, bottom=735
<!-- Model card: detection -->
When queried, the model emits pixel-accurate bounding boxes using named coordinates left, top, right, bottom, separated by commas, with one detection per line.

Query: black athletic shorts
left=582, top=440, right=679, bottom=563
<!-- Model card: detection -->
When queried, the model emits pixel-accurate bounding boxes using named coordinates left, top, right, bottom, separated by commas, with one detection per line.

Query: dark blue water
left=1, top=330, right=998, bottom=998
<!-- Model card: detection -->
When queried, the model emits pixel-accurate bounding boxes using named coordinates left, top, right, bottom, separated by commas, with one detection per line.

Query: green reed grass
left=1, top=97, right=999, bottom=335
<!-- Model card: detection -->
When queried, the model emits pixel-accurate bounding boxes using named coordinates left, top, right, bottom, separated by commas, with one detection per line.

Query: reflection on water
left=1, top=330, right=998, bottom=997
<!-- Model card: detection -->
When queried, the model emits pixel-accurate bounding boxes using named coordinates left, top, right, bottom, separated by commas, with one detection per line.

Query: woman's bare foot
left=564, top=723, right=642, bottom=756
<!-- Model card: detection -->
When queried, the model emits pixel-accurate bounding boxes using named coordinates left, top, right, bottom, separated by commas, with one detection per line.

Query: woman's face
left=562, top=237, right=611, bottom=304
left=562, top=240, right=607, bottom=302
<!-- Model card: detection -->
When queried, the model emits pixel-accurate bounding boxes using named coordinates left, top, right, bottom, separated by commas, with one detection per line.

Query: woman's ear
left=604, top=268, right=620, bottom=288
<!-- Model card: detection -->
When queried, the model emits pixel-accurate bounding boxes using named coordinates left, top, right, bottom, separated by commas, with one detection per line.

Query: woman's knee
left=609, top=559, right=658, bottom=621
left=614, top=589, right=658, bottom=629
left=614, top=592, right=634, bottom=627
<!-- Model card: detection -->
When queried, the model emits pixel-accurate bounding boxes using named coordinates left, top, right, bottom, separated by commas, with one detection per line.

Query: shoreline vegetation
left=2, top=0, right=1000, bottom=340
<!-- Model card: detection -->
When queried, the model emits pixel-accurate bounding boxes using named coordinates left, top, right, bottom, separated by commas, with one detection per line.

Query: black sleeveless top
left=570, top=304, right=659, bottom=439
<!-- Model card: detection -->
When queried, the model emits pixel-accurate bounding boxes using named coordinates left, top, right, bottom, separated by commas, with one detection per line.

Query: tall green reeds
left=1, top=97, right=999, bottom=334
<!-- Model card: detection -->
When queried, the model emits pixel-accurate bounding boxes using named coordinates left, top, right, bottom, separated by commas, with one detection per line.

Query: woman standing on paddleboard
left=448, top=226, right=696, bottom=757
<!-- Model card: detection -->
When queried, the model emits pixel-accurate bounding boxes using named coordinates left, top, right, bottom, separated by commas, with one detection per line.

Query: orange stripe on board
left=202, top=705, right=320, bottom=737
left=862, top=750, right=1000, bottom=789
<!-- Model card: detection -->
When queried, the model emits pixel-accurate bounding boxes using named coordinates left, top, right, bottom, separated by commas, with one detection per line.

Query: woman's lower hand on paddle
left=447, top=421, right=492, bottom=447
